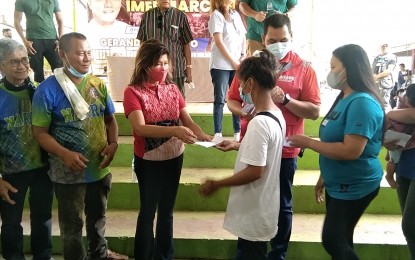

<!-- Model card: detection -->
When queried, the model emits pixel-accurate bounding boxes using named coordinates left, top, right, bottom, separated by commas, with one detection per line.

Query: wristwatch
left=282, top=93, right=291, bottom=105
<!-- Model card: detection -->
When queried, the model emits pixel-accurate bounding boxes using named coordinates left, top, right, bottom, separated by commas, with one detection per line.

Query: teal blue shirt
left=240, top=0, right=297, bottom=42
left=319, top=92, right=384, bottom=200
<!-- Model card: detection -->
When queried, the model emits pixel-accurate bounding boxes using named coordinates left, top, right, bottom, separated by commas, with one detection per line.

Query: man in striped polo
left=137, top=0, right=193, bottom=97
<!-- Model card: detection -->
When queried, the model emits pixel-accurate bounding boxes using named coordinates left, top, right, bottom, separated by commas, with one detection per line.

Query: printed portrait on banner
left=77, top=0, right=243, bottom=74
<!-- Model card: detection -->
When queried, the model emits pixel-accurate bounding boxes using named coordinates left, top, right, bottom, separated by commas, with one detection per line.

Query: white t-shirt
left=223, top=110, right=286, bottom=241
left=208, top=9, right=246, bottom=70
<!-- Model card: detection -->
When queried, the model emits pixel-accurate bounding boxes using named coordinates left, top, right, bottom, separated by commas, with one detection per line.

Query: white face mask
left=326, top=69, right=346, bottom=90
left=266, top=42, right=291, bottom=60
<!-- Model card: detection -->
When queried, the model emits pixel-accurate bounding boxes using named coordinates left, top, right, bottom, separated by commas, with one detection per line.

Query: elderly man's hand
left=0, top=179, right=17, bottom=205
left=62, top=150, right=89, bottom=172
left=99, top=142, right=118, bottom=169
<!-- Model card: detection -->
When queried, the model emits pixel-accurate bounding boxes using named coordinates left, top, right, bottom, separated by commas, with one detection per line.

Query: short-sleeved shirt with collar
left=15, top=0, right=60, bottom=40
left=137, top=7, right=193, bottom=79
left=123, top=82, right=186, bottom=161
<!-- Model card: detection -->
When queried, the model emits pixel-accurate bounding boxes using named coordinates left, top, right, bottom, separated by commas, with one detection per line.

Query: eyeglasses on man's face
left=2, top=57, right=30, bottom=67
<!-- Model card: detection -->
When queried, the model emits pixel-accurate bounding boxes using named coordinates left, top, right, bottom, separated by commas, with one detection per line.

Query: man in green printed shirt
left=32, top=32, right=128, bottom=260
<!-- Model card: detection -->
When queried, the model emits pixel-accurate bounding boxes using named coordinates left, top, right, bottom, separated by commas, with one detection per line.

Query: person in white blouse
left=208, top=0, right=246, bottom=141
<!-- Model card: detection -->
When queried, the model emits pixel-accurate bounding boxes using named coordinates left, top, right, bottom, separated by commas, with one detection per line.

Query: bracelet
left=186, top=64, right=192, bottom=68
left=108, top=141, right=118, bottom=147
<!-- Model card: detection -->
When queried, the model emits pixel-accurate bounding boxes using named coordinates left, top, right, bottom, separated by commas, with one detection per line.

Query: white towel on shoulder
left=54, top=68, right=90, bottom=120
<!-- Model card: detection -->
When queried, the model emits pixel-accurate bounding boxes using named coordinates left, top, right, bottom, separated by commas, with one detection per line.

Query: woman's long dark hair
left=324, top=44, right=385, bottom=118
left=333, top=44, right=384, bottom=107
left=323, top=44, right=385, bottom=138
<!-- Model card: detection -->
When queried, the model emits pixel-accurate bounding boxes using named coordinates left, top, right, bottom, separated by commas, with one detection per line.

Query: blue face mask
left=65, top=53, right=89, bottom=78
left=67, top=65, right=89, bottom=78
left=239, top=80, right=253, bottom=104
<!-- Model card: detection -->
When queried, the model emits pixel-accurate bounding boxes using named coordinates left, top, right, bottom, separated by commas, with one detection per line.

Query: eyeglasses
left=3, top=57, right=30, bottom=67
left=157, top=15, right=163, bottom=29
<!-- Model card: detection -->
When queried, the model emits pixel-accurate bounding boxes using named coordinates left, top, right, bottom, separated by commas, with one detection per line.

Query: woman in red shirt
left=123, top=39, right=210, bottom=260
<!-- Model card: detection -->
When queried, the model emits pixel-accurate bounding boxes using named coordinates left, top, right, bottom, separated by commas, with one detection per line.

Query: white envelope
left=194, top=135, right=225, bottom=148
left=384, top=130, right=412, bottom=147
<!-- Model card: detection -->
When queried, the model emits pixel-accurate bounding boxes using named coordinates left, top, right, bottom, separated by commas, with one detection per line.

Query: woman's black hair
left=129, top=39, right=172, bottom=86
left=322, top=44, right=386, bottom=139
left=332, top=44, right=384, bottom=107
left=237, top=49, right=278, bottom=90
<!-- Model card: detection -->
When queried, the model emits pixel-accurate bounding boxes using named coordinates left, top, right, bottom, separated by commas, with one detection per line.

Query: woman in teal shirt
left=288, top=44, right=384, bottom=260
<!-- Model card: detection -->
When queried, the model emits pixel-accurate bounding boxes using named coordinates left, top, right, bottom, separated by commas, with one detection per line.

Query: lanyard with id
left=267, top=0, right=273, bottom=11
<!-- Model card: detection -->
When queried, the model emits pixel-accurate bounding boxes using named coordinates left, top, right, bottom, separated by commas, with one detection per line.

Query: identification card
left=267, top=1, right=273, bottom=11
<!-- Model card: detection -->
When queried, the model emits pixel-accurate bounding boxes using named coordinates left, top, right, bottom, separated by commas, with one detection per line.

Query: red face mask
left=149, top=66, right=168, bottom=83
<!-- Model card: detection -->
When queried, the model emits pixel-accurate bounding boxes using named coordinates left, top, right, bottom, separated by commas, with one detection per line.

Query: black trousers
left=28, top=39, right=63, bottom=83
left=0, top=167, right=53, bottom=260
left=134, top=154, right=183, bottom=260
left=322, top=187, right=379, bottom=260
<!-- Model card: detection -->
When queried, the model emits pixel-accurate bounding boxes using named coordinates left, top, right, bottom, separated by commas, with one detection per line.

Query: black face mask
left=1, top=77, right=36, bottom=101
